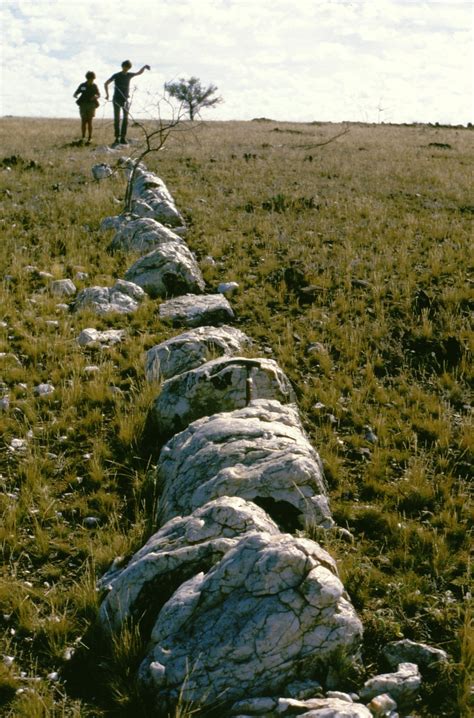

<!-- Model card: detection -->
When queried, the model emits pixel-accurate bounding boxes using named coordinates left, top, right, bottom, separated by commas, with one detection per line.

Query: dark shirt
left=74, top=82, right=100, bottom=104
left=108, top=72, right=133, bottom=104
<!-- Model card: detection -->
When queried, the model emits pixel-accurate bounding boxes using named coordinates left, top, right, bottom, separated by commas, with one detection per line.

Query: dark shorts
left=79, top=102, right=97, bottom=121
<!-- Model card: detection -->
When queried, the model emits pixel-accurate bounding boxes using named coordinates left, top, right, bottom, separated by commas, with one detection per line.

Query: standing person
left=73, top=71, right=100, bottom=145
left=104, top=61, right=150, bottom=147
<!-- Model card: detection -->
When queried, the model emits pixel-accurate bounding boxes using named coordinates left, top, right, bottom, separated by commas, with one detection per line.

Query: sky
left=1, top=0, right=473, bottom=125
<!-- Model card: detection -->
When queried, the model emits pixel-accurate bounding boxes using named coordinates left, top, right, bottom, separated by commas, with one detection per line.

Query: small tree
left=164, top=77, right=222, bottom=120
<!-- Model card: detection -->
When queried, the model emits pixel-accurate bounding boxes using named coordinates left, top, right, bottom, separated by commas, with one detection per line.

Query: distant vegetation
left=0, top=117, right=472, bottom=716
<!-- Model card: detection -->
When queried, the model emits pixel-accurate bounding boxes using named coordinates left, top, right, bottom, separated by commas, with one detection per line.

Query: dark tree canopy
left=164, top=76, right=222, bottom=120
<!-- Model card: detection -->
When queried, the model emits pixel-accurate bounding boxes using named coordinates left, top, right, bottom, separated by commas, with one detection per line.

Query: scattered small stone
left=9, top=438, right=27, bottom=452
left=50, top=279, right=77, bottom=296
left=45, top=320, right=60, bottom=328
left=217, top=281, right=239, bottom=295
left=34, top=383, right=55, bottom=396
left=364, top=425, right=378, bottom=443
left=84, top=365, right=100, bottom=374
left=63, top=647, right=75, bottom=661
left=75, top=271, right=89, bottom=281
left=77, top=328, right=126, bottom=347
left=0, top=396, right=10, bottom=411
left=367, top=693, right=398, bottom=716
left=92, top=163, right=113, bottom=180
left=83, top=516, right=100, bottom=529
left=3, top=655, right=14, bottom=667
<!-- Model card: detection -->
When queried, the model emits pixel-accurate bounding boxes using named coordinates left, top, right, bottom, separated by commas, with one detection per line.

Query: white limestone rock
left=130, top=169, right=175, bottom=205
left=98, top=497, right=279, bottom=636
left=359, top=662, right=421, bottom=708
left=139, top=532, right=362, bottom=709
left=50, top=279, right=77, bottom=296
left=124, top=244, right=205, bottom=298
left=158, top=293, right=235, bottom=327
left=77, top=328, right=126, bottom=348
left=156, top=399, right=331, bottom=530
left=145, top=325, right=252, bottom=382
left=92, top=163, right=113, bottom=180
left=382, top=639, right=448, bottom=673
left=150, top=356, right=296, bottom=439
left=34, top=383, right=55, bottom=396
left=72, top=281, right=145, bottom=315
left=133, top=193, right=184, bottom=227
left=109, top=217, right=184, bottom=253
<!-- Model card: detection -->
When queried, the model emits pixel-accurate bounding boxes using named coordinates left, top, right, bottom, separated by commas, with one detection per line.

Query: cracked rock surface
left=109, top=217, right=185, bottom=253
left=145, top=325, right=252, bottom=382
left=158, top=293, right=235, bottom=327
left=139, top=531, right=362, bottom=708
left=150, top=357, right=296, bottom=440
left=72, top=280, right=145, bottom=314
left=156, top=399, right=331, bottom=529
left=124, top=243, right=205, bottom=298
left=98, top=497, right=279, bottom=636
left=77, top=328, right=126, bottom=347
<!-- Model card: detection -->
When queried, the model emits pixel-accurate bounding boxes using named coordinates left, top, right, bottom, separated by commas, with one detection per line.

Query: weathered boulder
left=98, top=497, right=279, bottom=637
left=129, top=169, right=175, bottom=205
left=359, top=662, right=421, bottom=708
left=150, top=357, right=296, bottom=439
left=72, top=280, right=145, bottom=315
left=158, top=293, right=235, bottom=327
left=109, top=217, right=184, bottom=253
left=382, top=639, right=448, bottom=673
left=124, top=244, right=205, bottom=298
left=145, top=325, right=252, bottom=382
left=139, top=531, right=362, bottom=709
left=77, top=328, right=126, bottom=348
left=156, top=399, right=331, bottom=530
left=130, top=195, right=184, bottom=227
left=50, top=279, right=77, bottom=296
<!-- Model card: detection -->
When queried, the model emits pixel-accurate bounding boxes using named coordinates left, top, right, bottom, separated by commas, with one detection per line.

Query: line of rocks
left=69, top=160, right=447, bottom=716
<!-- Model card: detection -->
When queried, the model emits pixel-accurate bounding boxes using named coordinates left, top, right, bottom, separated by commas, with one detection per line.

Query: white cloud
left=1, top=0, right=472, bottom=124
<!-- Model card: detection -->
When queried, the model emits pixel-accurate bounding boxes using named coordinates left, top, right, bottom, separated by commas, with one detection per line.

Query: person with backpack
left=73, top=71, right=100, bottom=145
left=104, top=60, right=150, bottom=147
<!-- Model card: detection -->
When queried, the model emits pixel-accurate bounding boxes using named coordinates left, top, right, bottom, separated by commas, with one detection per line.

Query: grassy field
left=0, top=116, right=472, bottom=717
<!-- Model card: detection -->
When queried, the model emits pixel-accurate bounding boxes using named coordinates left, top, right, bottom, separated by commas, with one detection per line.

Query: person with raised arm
left=104, top=60, right=150, bottom=147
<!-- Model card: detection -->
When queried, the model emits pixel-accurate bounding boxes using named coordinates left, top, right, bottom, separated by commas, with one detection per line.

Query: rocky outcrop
left=145, top=325, right=252, bottom=382
left=149, top=357, right=296, bottom=439
left=155, top=399, right=332, bottom=529
left=72, top=280, right=145, bottom=314
left=158, top=293, right=235, bottom=327
left=108, top=217, right=184, bottom=253
left=98, top=497, right=279, bottom=636
left=124, top=243, right=205, bottom=298
left=139, top=531, right=362, bottom=709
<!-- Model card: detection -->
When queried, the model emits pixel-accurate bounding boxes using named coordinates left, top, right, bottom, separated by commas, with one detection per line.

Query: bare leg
left=87, top=119, right=93, bottom=141
left=81, top=118, right=86, bottom=139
